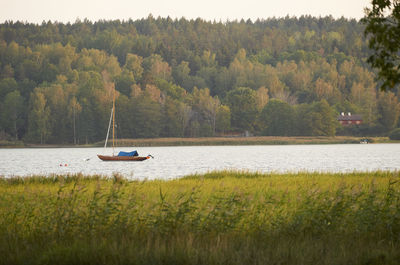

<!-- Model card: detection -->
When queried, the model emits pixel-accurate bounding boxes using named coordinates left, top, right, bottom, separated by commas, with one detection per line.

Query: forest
left=0, top=15, right=399, bottom=144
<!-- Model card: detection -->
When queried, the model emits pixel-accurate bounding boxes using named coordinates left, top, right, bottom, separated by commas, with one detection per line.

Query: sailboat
left=97, top=86, right=152, bottom=162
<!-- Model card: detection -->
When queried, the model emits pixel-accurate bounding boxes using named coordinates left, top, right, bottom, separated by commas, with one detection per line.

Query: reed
left=111, top=136, right=365, bottom=147
left=1, top=171, right=400, bottom=264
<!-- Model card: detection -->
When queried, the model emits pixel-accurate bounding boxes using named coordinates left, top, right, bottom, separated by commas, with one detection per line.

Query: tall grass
left=111, top=136, right=364, bottom=147
left=1, top=171, right=400, bottom=264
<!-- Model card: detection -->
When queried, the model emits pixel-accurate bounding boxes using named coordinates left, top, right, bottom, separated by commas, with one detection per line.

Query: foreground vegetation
left=1, top=171, right=400, bottom=264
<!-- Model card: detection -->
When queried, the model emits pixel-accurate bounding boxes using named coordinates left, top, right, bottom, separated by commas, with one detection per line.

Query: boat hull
left=97, top=155, right=149, bottom=161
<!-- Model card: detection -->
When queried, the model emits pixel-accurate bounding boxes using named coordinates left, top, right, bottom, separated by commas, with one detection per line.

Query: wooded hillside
left=1, top=16, right=399, bottom=144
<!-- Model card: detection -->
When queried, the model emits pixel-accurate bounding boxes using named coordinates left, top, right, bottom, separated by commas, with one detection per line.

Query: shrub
left=389, top=128, right=400, bottom=140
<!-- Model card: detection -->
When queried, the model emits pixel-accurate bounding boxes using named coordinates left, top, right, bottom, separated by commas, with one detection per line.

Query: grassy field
left=1, top=171, right=400, bottom=264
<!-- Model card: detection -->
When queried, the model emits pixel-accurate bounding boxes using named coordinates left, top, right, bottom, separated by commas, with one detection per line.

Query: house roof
left=337, top=114, right=362, bottom=121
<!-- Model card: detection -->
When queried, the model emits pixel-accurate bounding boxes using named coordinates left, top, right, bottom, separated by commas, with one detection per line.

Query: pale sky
left=1, top=0, right=370, bottom=24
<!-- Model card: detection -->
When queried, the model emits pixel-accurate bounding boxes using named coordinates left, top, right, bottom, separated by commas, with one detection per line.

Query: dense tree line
left=0, top=16, right=399, bottom=144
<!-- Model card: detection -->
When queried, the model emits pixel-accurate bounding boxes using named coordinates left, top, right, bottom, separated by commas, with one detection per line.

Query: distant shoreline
left=0, top=136, right=397, bottom=148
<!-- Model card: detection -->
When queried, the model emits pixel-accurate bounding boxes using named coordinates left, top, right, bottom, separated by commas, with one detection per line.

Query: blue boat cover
left=117, top=151, right=138, bottom=157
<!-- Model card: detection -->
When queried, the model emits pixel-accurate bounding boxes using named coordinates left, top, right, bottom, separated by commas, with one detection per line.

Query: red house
left=337, top=112, right=362, bottom=125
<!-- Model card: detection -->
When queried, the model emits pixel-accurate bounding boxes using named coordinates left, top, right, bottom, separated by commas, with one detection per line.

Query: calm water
left=0, top=144, right=399, bottom=179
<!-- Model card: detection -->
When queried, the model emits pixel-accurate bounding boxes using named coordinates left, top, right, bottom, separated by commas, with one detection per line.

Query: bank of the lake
left=1, top=171, right=400, bottom=265
left=0, top=136, right=396, bottom=148
left=106, top=135, right=375, bottom=147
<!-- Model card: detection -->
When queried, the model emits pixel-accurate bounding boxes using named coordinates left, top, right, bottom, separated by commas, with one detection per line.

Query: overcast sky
left=1, top=0, right=370, bottom=24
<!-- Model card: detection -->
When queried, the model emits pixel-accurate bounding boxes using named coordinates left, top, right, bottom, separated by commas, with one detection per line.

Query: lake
left=0, top=144, right=399, bottom=179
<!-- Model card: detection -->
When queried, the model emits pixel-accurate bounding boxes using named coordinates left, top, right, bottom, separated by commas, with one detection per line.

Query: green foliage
left=226, top=87, right=258, bottom=131
left=1, top=90, right=24, bottom=140
left=363, top=0, right=400, bottom=90
left=389, top=128, right=400, bottom=140
left=259, top=99, right=294, bottom=136
left=293, top=100, right=338, bottom=136
left=0, top=17, right=398, bottom=142
left=124, top=53, right=143, bottom=81
left=156, top=79, right=186, bottom=100
left=160, top=97, right=184, bottom=137
left=26, top=89, right=51, bottom=143
left=1, top=171, right=400, bottom=264
left=114, top=70, right=135, bottom=96
left=378, top=91, right=400, bottom=132
left=308, top=99, right=338, bottom=136
left=130, top=94, right=162, bottom=138
left=216, top=105, right=231, bottom=134
left=0, top=78, right=18, bottom=99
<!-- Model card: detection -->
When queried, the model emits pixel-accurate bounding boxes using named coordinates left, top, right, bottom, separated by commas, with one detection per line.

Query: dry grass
left=5, top=136, right=392, bottom=148
left=111, top=136, right=372, bottom=147
left=1, top=170, right=400, bottom=264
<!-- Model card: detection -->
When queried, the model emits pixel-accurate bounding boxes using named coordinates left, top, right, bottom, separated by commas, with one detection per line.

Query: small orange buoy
left=65, top=164, right=68, bottom=167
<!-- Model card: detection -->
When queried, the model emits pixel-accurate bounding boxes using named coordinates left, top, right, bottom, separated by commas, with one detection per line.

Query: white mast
left=112, top=87, right=116, bottom=156
left=104, top=107, right=113, bottom=152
